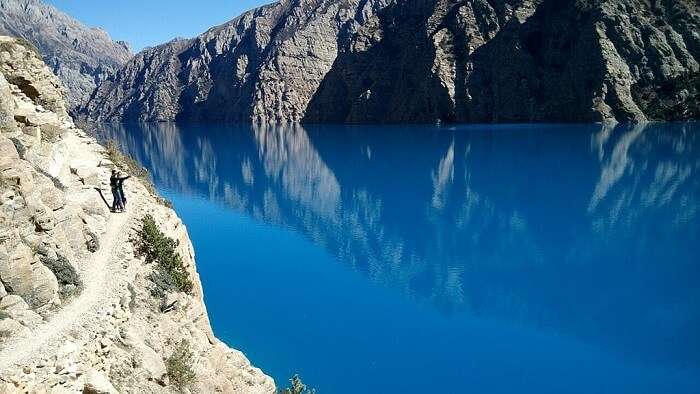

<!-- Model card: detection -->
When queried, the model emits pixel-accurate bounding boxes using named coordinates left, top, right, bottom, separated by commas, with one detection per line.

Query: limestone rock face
left=0, top=37, right=91, bottom=312
left=0, top=0, right=132, bottom=111
left=0, top=73, right=16, bottom=131
left=81, top=0, right=392, bottom=123
left=82, top=0, right=699, bottom=123
left=0, top=36, right=68, bottom=119
left=82, top=369, right=118, bottom=394
left=0, top=36, right=274, bottom=394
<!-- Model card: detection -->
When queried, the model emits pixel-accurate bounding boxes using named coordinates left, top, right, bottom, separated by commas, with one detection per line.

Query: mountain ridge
left=81, top=0, right=699, bottom=123
left=0, top=0, right=132, bottom=111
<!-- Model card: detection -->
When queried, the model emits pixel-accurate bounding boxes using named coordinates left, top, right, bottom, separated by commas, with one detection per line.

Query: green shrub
left=40, top=254, right=83, bottom=301
left=137, top=214, right=193, bottom=294
left=0, top=328, right=11, bottom=350
left=279, top=374, right=316, bottom=394
left=165, top=339, right=196, bottom=392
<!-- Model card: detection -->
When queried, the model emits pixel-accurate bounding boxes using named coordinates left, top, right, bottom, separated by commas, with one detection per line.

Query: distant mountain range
left=0, top=0, right=131, bottom=111
left=3, top=0, right=699, bottom=123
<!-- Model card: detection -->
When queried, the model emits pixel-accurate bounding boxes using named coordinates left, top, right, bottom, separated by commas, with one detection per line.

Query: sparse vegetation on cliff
left=0, top=329, right=11, bottom=345
left=39, top=254, right=82, bottom=301
left=137, top=214, right=193, bottom=295
left=165, top=339, right=196, bottom=392
left=105, top=138, right=153, bottom=193
left=280, top=374, right=316, bottom=394
left=104, top=138, right=172, bottom=207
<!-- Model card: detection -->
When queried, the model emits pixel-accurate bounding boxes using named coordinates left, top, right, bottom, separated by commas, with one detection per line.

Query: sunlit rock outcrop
left=0, top=0, right=132, bottom=111
left=83, top=0, right=698, bottom=123
left=0, top=37, right=273, bottom=393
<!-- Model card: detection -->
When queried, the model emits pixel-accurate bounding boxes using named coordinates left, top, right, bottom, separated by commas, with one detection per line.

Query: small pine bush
left=40, top=254, right=83, bottom=301
left=137, top=214, right=193, bottom=294
left=279, top=374, right=316, bottom=394
left=165, top=339, right=196, bottom=392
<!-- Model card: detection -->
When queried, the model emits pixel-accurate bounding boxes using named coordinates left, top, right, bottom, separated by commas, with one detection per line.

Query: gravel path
left=0, top=195, right=143, bottom=372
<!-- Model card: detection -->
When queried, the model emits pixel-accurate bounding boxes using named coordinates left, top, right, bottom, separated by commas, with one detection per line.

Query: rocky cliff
left=0, top=0, right=132, bottom=112
left=0, top=36, right=274, bottom=393
left=82, top=0, right=699, bottom=123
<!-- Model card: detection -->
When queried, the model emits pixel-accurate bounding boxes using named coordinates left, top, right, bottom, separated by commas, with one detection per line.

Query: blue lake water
left=100, top=122, right=700, bottom=394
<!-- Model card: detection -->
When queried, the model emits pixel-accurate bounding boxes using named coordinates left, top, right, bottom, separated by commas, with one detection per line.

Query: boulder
left=0, top=73, right=17, bottom=133
left=82, top=369, right=118, bottom=394
left=22, top=125, right=41, bottom=139
left=54, top=207, right=87, bottom=254
left=32, top=204, right=56, bottom=231
left=0, top=160, right=34, bottom=194
left=137, top=342, right=167, bottom=381
left=0, top=136, right=19, bottom=161
left=0, top=316, right=30, bottom=337
left=0, top=294, right=29, bottom=311
left=0, top=37, right=68, bottom=119
left=25, top=139, right=71, bottom=184
left=5, top=307, right=43, bottom=327
left=39, top=186, right=65, bottom=211
left=0, top=243, right=59, bottom=308
left=56, top=341, right=79, bottom=358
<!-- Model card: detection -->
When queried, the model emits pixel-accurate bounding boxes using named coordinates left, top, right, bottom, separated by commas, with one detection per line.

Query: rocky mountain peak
left=81, top=0, right=699, bottom=124
left=0, top=0, right=132, bottom=112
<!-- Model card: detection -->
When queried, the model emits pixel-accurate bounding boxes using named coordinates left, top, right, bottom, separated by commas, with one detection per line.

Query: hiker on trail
left=117, top=171, right=131, bottom=210
left=110, top=170, right=122, bottom=212
left=109, top=170, right=130, bottom=213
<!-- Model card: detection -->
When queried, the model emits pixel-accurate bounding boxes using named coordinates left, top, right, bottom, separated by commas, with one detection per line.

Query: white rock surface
left=0, top=36, right=275, bottom=393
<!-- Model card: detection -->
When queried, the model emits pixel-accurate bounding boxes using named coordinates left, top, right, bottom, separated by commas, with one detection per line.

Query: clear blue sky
left=45, top=0, right=271, bottom=53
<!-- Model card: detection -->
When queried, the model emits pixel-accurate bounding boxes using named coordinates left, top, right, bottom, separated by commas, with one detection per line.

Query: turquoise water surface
left=101, top=122, right=700, bottom=394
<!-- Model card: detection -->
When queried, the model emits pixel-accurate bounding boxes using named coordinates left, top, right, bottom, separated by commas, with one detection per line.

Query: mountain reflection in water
left=100, top=122, right=700, bottom=392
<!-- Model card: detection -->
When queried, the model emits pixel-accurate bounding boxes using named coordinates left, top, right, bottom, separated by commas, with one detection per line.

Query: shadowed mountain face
left=0, top=0, right=132, bottom=111
left=83, top=0, right=698, bottom=123
left=99, top=122, right=700, bottom=369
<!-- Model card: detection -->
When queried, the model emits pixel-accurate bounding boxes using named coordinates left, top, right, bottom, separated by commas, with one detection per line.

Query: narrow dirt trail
left=0, top=195, right=143, bottom=372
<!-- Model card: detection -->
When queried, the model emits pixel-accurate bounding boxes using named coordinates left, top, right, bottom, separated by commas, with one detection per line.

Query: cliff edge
left=0, top=36, right=274, bottom=393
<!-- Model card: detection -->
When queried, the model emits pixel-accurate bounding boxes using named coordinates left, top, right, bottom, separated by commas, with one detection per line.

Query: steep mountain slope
left=0, top=0, right=132, bottom=111
left=0, top=36, right=273, bottom=393
left=82, top=0, right=392, bottom=123
left=82, top=0, right=699, bottom=123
